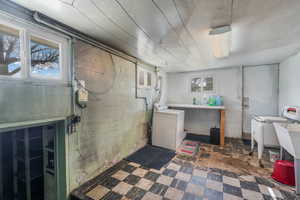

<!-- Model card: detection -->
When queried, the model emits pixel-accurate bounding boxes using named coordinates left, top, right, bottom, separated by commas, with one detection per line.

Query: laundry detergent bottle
left=208, top=96, right=216, bottom=106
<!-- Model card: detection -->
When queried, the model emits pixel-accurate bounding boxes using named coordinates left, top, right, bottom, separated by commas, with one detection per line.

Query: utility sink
left=273, top=123, right=300, bottom=158
left=274, top=122, right=300, bottom=194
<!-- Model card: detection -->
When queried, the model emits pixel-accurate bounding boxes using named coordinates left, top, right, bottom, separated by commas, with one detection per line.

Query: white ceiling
left=12, top=0, right=300, bottom=72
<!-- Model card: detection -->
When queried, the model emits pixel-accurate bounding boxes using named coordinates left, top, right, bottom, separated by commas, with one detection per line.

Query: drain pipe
left=33, top=12, right=136, bottom=64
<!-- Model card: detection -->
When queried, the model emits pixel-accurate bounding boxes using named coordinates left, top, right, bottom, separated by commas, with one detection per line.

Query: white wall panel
left=74, top=0, right=135, bottom=46
left=12, top=0, right=300, bottom=72
left=279, top=53, right=300, bottom=112
left=242, top=65, right=279, bottom=133
left=167, top=67, right=242, bottom=138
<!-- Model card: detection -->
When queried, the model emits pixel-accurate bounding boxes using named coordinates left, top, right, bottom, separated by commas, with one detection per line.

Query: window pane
left=147, top=72, right=151, bottom=87
left=191, top=77, right=201, bottom=92
left=203, top=77, right=213, bottom=91
left=30, top=36, right=60, bottom=77
left=138, top=70, right=144, bottom=86
left=0, top=24, right=21, bottom=77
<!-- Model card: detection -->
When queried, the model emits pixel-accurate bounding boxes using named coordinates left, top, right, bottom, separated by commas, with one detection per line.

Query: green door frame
left=56, top=120, right=68, bottom=200
left=0, top=119, right=68, bottom=200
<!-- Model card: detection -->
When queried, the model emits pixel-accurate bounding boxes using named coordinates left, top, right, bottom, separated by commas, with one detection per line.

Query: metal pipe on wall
left=241, top=65, right=245, bottom=138
left=33, top=12, right=137, bottom=64
left=33, top=12, right=158, bottom=111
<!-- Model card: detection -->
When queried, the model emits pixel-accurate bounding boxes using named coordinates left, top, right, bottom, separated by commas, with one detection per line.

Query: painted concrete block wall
left=167, top=67, right=242, bottom=138
left=68, top=41, right=156, bottom=191
left=0, top=81, right=71, bottom=123
left=279, top=52, right=300, bottom=111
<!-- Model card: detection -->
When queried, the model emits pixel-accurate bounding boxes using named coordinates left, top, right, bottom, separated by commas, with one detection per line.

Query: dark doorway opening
left=0, top=124, right=58, bottom=200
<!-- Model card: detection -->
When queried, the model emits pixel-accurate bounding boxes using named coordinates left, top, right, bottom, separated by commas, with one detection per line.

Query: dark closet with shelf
left=0, top=123, right=57, bottom=200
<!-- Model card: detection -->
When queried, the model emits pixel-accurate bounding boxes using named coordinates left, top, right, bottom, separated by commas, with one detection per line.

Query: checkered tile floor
left=71, top=159, right=297, bottom=200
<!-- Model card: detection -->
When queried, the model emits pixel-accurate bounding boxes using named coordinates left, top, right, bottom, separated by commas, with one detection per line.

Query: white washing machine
left=152, top=108, right=185, bottom=151
left=251, top=115, right=288, bottom=166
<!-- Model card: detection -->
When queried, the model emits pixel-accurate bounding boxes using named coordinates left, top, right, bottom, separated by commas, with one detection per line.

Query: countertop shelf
left=167, top=104, right=225, bottom=110
left=167, top=103, right=226, bottom=146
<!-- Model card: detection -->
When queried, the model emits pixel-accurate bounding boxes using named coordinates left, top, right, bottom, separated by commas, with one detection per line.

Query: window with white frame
left=190, top=76, right=214, bottom=93
left=191, top=77, right=202, bottom=92
left=137, top=67, right=154, bottom=89
left=203, top=77, right=214, bottom=91
left=0, top=24, right=22, bottom=77
left=30, top=35, right=60, bottom=78
left=146, top=71, right=152, bottom=87
left=138, top=68, right=145, bottom=87
left=0, top=17, right=68, bottom=82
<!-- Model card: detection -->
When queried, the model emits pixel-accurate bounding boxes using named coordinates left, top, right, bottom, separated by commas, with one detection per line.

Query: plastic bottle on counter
left=193, top=97, right=197, bottom=105
left=208, top=95, right=216, bottom=106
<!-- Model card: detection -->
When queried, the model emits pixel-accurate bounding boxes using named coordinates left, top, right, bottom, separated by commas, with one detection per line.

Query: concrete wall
left=0, top=3, right=72, bottom=124
left=68, top=41, right=157, bottom=191
left=279, top=52, right=300, bottom=111
left=0, top=79, right=71, bottom=124
left=0, top=1, right=159, bottom=197
left=167, top=67, right=242, bottom=138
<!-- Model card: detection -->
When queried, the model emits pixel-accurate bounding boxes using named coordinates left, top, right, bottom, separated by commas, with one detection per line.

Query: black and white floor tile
left=71, top=159, right=297, bottom=200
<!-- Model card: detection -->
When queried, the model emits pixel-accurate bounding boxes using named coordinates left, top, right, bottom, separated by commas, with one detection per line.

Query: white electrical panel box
left=78, top=80, right=88, bottom=102
left=76, top=80, right=88, bottom=108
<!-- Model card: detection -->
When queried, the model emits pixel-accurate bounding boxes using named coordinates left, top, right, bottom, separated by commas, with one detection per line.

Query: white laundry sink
left=274, top=122, right=300, bottom=194
left=273, top=123, right=300, bottom=158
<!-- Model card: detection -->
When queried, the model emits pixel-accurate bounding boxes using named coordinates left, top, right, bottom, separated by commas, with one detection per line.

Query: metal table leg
left=249, top=131, right=255, bottom=155
left=249, top=120, right=255, bottom=156
left=257, top=124, right=264, bottom=167
left=220, top=110, right=225, bottom=146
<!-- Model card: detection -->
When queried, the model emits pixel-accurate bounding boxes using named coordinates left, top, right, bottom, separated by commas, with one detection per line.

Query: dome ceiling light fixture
left=209, top=25, right=232, bottom=58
